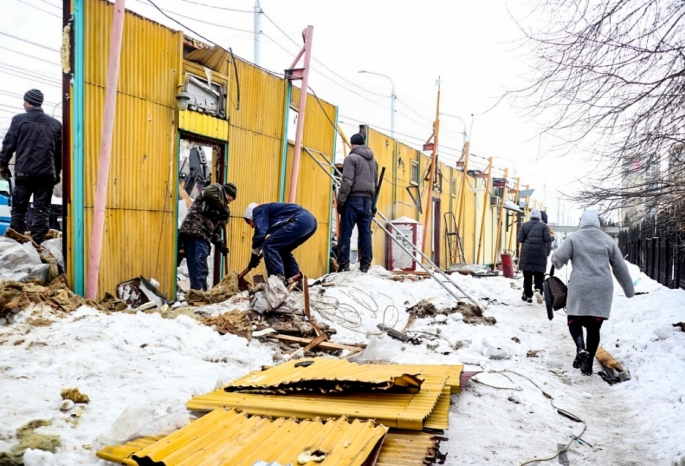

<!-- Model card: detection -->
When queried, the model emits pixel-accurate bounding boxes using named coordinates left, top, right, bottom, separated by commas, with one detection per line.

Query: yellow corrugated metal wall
left=394, top=142, right=421, bottom=221
left=75, top=0, right=183, bottom=300
left=366, top=129, right=394, bottom=268
left=224, top=60, right=284, bottom=277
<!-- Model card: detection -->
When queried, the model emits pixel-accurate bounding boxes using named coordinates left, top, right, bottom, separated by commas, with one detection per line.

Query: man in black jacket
left=336, top=133, right=378, bottom=273
left=0, top=89, right=62, bottom=244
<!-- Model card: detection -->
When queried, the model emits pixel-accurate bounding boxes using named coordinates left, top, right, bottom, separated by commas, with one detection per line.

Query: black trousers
left=10, top=176, right=55, bottom=244
left=522, top=270, right=544, bottom=298
left=568, top=315, right=605, bottom=358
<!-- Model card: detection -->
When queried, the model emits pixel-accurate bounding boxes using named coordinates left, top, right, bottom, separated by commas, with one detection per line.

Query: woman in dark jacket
left=517, top=208, right=554, bottom=303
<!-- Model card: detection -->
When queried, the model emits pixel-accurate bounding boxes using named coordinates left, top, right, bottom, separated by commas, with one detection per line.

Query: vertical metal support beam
left=391, top=139, right=398, bottom=219
left=456, top=141, right=471, bottom=237
left=62, top=0, right=73, bottom=287
left=421, top=86, right=440, bottom=258
left=492, top=168, right=509, bottom=268
left=287, top=25, right=313, bottom=204
left=278, top=80, right=292, bottom=202
left=507, top=177, right=521, bottom=252
left=476, top=157, right=493, bottom=264
left=86, top=0, right=126, bottom=301
left=72, top=0, right=85, bottom=296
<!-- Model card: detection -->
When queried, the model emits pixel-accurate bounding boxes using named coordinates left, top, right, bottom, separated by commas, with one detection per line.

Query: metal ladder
left=444, top=211, right=466, bottom=268
left=305, top=147, right=485, bottom=311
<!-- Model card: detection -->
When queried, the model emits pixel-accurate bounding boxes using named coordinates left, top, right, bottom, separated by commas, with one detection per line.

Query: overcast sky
left=1, top=0, right=589, bottom=224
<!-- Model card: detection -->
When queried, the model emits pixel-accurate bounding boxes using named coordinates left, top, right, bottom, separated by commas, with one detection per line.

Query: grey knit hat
left=24, top=89, right=44, bottom=106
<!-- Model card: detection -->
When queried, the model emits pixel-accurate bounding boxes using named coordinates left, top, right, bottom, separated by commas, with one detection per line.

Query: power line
left=0, top=69, right=62, bottom=89
left=0, top=62, right=62, bottom=84
left=136, top=0, right=253, bottom=34
left=179, top=0, right=253, bottom=13
left=36, top=0, right=61, bottom=10
left=0, top=90, right=60, bottom=107
left=0, top=31, right=60, bottom=53
left=0, top=46, right=62, bottom=67
left=13, top=0, right=61, bottom=18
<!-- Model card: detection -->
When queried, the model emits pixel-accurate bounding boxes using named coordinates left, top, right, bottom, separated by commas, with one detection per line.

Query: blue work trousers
left=262, top=211, right=318, bottom=279
left=183, top=235, right=210, bottom=291
left=338, top=196, right=373, bottom=269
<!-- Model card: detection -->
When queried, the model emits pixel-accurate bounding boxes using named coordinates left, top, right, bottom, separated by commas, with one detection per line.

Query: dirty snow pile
left=0, top=261, right=684, bottom=465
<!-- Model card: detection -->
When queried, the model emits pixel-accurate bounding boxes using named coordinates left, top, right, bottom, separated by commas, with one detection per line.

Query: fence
left=619, top=218, right=685, bottom=290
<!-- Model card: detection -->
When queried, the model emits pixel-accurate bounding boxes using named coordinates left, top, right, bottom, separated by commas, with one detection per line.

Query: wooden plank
left=301, top=333, right=328, bottom=353
left=271, top=334, right=364, bottom=353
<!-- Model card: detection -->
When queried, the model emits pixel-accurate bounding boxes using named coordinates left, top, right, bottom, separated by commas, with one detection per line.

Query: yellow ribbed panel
left=376, top=430, right=446, bottom=466
left=188, top=375, right=448, bottom=431
left=225, top=358, right=463, bottom=393
left=394, top=142, right=421, bottom=222
left=96, top=436, right=160, bottom=465
left=423, top=386, right=452, bottom=430
left=178, top=111, right=229, bottom=141
left=82, top=0, right=182, bottom=299
left=366, top=128, right=395, bottom=268
left=280, top=85, right=336, bottom=278
left=462, top=173, right=478, bottom=264
left=126, top=409, right=387, bottom=466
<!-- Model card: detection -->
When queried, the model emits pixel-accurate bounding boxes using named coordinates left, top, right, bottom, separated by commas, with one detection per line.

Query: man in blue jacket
left=0, top=89, right=62, bottom=244
left=244, top=202, right=317, bottom=281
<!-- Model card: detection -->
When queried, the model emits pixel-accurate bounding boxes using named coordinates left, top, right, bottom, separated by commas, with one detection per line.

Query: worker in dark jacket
left=336, top=133, right=378, bottom=273
left=0, top=89, right=62, bottom=244
left=518, top=208, right=554, bottom=303
left=179, top=182, right=236, bottom=291
left=243, top=202, right=317, bottom=281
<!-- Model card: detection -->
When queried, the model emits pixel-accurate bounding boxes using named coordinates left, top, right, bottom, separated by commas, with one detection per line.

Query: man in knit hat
left=0, top=89, right=62, bottom=244
left=336, top=133, right=378, bottom=272
left=179, top=182, right=237, bottom=291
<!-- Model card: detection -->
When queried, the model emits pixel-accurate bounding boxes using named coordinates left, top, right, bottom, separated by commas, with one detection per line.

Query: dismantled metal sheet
left=376, top=430, right=448, bottom=466
left=423, top=386, right=451, bottom=430
left=98, top=408, right=387, bottom=466
left=188, top=375, right=449, bottom=431
left=388, top=364, right=464, bottom=394
left=224, top=358, right=425, bottom=394
left=97, top=429, right=447, bottom=466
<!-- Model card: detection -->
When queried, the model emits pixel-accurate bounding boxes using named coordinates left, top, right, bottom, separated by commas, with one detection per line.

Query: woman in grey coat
left=551, top=210, right=635, bottom=375
left=518, top=208, right=554, bottom=303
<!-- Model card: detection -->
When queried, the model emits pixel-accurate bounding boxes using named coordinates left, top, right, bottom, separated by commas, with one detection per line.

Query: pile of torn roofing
left=97, top=356, right=467, bottom=465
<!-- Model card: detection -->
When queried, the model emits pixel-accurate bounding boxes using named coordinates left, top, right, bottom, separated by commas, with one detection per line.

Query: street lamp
left=439, top=112, right=468, bottom=148
left=358, top=70, right=396, bottom=139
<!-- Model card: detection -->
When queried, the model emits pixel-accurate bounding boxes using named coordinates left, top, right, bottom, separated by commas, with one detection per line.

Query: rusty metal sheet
left=225, top=358, right=424, bottom=394
left=187, top=375, right=448, bottom=431
left=99, top=408, right=387, bottom=466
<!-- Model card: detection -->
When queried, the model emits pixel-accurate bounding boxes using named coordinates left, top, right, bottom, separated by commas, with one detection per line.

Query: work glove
left=336, top=203, right=344, bottom=215
left=0, top=166, right=11, bottom=181
left=248, top=252, right=261, bottom=269
left=218, top=242, right=229, bottom=256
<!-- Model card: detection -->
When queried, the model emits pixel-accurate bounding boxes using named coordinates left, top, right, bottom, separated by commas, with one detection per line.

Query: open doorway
left=176, top=135, right=226, bottom=296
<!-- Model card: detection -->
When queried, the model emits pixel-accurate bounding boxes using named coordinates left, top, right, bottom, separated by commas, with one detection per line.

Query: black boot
left=573, top=349, right=589, bottom=369
left=580, top=357, right=593, bottom=376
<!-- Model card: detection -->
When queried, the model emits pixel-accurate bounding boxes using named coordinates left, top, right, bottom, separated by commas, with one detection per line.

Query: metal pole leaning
left=375, top=211, right=485, bottom=312
left=307, top=147, right=485, bottom=312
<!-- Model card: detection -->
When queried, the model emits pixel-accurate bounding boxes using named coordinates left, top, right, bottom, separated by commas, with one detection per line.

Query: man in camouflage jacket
left=179, top=182, right=236, bottom=291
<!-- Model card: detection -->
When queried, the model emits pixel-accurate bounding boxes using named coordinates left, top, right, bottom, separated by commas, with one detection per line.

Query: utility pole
left=253, top=0, right=262, bottom=66
left=358, top=70, right=395, bottom=139
left=421, top=82, right=441, bottom=259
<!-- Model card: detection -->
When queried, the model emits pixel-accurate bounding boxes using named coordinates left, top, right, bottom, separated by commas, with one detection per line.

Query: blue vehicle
left=0, top=179, right=10, bottom=235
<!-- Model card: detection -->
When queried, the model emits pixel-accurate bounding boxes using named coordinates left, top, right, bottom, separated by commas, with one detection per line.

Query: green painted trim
left=72, top=0, right=85, bottom=296
left=392, top=139, right=397, bottom=219
left=278, top=81, right=292, bottom=202
left=172, top=131, right=181, bottom=301
left=416, top=152, right=421, bottom=221
left=327, top=106, right=339, bottom=275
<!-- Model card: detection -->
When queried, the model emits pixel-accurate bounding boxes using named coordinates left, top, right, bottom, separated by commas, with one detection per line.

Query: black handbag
left=543, top=265, right=568, bottom=320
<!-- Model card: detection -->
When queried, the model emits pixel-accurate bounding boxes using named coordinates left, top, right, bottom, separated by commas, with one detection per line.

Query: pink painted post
left=287, top=26, right=313, bottom=203
left=86, top=0, right=126, bottom=301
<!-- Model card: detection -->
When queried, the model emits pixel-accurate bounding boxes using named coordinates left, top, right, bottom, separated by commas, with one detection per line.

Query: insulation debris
left=0, top=275, right=98, bottom=318
left=61, top=388, right=90, bottom=404
left=186, top=271, right=240, bottom=304
left=0, top=420, right=61, bottom=466
left=204, top=310, right=252, bottom=339
left=99, top=293, right=128, bottom=312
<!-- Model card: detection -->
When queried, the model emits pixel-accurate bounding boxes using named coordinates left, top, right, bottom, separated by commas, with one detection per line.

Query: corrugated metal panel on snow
left=225, top=358, right=424, bottom=392
left=97, top=428, right=447, bottom=466
left=101, top=408, right=387, bottom=466
left=188, top=375, right=449, bottom=430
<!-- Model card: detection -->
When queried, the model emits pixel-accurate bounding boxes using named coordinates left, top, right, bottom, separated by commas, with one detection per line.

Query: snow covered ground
left=0, top=261, right=684, bottom=466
